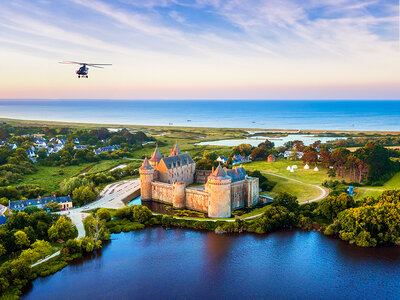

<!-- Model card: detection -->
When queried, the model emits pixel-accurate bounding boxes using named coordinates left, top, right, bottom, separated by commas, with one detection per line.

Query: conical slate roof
left=170, top=143, right=182, bottom=156
left=149, top=145, right=162, bottom=162
left=208, top=163, right=230, bottom=180
left=139, top=157, right=153, bottom=170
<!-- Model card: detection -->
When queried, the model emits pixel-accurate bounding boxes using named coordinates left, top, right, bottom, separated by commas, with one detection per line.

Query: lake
left=195, top=134, right=346, bottom=147
left=22, top=228, right=400, bottom=299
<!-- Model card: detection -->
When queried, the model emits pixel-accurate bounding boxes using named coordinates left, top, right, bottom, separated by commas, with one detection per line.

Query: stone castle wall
left=185, top=188, right=209, bottom=213
left=246, top=177, right=259, bottom=207
left=195, top=170, right=212, bottom=183
left=151, top=181, right=174, bottom=204
left=230, top=180, right=248, bottom=210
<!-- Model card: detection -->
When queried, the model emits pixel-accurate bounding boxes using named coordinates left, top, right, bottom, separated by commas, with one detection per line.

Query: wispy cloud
left=0, top=0, right=398, bottom=99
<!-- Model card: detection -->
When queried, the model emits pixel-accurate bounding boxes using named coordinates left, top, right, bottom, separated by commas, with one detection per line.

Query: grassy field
left=243, top=160, right=326, bottom=203
left=244, top=159, right=330, bottom=185
left=262, top=174, right=322, bottom=203
left=16, top=163, right=93, bottom=191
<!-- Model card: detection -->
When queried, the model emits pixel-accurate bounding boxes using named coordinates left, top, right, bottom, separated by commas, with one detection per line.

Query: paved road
left=261, top=172, right=329, bottom=203
left=59, top=178, right=141, bottom=238
left=31, top=250, right=61, bottom=268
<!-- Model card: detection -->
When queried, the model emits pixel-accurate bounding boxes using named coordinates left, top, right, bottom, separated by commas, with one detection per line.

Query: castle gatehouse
left=139, top=144, right=260, bottom=218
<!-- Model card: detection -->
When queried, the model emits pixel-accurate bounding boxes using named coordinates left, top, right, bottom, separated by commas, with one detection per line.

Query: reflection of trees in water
left=68, top=250, right=104, bottom=270
left=141, top=201, right=174, bottom=216
left=331, top=235, right=400, bottom=262
left=141, top=227, right=188, bottom=248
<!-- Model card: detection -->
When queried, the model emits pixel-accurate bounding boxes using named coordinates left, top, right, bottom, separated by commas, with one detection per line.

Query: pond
left=22, top=228, right=400, bottom=299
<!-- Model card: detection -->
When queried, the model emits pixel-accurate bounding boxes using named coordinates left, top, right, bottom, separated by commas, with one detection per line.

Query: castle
left=139, top=144, right=260, bottom=218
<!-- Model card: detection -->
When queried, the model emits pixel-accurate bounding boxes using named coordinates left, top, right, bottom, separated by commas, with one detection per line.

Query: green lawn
left=244, top=160, right=330, bottom=185
left=16, top=163, right=93, bottom=192
left=243, top=159, right=327, bottom=203
left=15, top=159, right=143, bottom=192
left=261, top=173, right=322, bottom=203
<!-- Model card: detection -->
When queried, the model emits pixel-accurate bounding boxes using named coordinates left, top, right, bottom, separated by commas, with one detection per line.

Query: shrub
left=97, top=208, right=111, bottom=222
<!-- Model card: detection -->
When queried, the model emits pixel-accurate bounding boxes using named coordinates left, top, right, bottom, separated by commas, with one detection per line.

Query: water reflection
left=22, top=229, right=400, bottom=300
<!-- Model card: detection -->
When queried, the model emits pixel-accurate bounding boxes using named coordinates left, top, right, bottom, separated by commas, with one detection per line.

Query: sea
left=0, top=100, right=399, bottom=131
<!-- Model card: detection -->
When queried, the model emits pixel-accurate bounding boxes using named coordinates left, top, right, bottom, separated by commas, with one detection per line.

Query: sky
left=0, top=0, right=399, bottom=100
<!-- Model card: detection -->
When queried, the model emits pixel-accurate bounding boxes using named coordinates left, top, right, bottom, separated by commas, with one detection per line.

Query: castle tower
left=206, top=163, right=232, bottom=218
left=170, top=143, right=181, bottom=156
left=149, top=144, right=162, bottom=168
left=173, top=182, right=186, bottom=209
left=139, top=157, right=154, bottom=201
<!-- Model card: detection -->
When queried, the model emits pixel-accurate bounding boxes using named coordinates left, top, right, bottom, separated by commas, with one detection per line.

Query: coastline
left=1, top=117, right=400, bottom=135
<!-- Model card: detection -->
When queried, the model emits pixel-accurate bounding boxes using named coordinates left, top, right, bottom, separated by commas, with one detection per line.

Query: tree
left=0, top=243, right=6, bottom=256
left=320, top=148, right=332, bottom=168
left=289, top=152, right=298, bottom=161
left=14, top=231, right=30, bottom=250
left=271, top=192, right=299, bottom=212
left=331, top=148, right=350, bottom=178
left=315, top=193, right=355, bottom=220
left=72, top=186, right=97, bottom=206
left=48, top=216, right=76, bottom=241
left=327, top=168, right=336, bottom=178
left=83, top=214, right=110, bottom=243
left=97, top=208, right=111, bottom=222
left=31, top=239, right=52, bottom=258
left=131, top=205, right=152, bottom=223
left=60, top=176, right=91, bottom=195
left=248, top=206, right=297, bottom=234
left=45, top=201, right=61, bottom=212
left=231, top=144, right=253, bottom=156
left=302, top=147, right=318, bottom=166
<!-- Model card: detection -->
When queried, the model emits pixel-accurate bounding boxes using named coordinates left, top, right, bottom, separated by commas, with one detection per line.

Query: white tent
left=304, top=164, right=310, bottom=169
left=287, top=166, right=291, bottom=171
left=290, top=167, right=294, bottom=173
left=314, top=166, right=319, bottom=171
left=292, top=165, right=298, bottom=169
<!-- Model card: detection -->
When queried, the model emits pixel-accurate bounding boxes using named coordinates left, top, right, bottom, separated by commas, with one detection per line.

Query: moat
left=22, top=228, right=400, bottom=299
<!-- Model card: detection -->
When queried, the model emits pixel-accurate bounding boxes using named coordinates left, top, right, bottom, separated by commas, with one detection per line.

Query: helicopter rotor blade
left=89, top=65, right=104, bottom=69
left=86, top=63, right=112, bottom=67
left=59, top=61, right=84, bottom=65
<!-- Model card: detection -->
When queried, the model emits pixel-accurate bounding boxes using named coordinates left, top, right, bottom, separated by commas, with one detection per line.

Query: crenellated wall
left=141, top=170, right=260, bottom=218
left=185, top=188, right=209, bottom=213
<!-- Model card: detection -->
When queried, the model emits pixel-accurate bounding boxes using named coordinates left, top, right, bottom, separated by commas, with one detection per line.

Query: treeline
left=326, top=136, right=400, bottom=148
left=0, top=209, right=77, bottom=296
left=0, top=123, right=154, bottom=147
left=0, top=146, right=36, bottom=186
left=302, top=142, right=399, bottom=184
left=325, top=190, right=400, bottom=247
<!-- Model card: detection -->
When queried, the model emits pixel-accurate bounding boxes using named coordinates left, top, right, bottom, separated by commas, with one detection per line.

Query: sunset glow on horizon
left=1, top=0, right=399, bottom=100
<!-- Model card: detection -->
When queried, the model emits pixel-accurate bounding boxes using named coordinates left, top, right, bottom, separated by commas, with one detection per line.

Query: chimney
left=212, top=166, right=214, bottom=172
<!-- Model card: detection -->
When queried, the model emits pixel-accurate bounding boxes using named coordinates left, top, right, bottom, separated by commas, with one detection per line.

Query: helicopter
left=59, top=61, right=112, bottom=78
